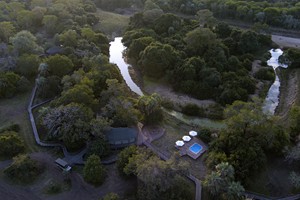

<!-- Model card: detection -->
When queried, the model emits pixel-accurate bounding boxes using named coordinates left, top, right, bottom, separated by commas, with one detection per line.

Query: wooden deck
left=177, top=137, right=207, bottom=159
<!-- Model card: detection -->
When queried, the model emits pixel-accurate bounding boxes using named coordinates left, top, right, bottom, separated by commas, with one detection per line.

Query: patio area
left=176, top=135, right=207, bottom=160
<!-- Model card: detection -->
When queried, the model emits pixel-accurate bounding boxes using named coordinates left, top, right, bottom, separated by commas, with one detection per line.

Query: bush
left=197, top=128, right=213, bottom=143
left=102, top=193, right=120, bottom=200
left=0, top=123, right=20, bottom=133
left=254, top=67, right=275, bottom=81
left=116, top=145, right=137, bottom=177
left=0, top=131, right=25, bottom=159
left=83, top=154, right=106, bottom=186
left=181, top=103, right=204, bottom=117
left=4, top=154, right=44, bottom=184
left=86, top=138, right=110, bottom=159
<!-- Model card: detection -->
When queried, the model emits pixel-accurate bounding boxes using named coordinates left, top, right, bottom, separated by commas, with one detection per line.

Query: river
left=109, top=37, right=143, bottom=96
left=263, top=49, right=288, bottom=114
left=109, top=37, right=224, bottom=129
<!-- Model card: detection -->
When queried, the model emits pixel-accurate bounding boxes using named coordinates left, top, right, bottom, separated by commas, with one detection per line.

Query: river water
left=263, top=49, right=288, bottom=114
left=109, top=37, right=143, bottom=96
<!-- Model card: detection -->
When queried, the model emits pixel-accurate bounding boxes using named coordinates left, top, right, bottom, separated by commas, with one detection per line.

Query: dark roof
left=46, top=46, right=63, bottom=55
left=105, top=128, right=138, bottom=147
left=55, top=158, right=69, bottom=167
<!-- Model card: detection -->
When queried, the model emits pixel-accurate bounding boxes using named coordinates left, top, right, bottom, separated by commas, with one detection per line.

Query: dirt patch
left=144, top=81, right=216, bottom=108
left=0, top=152, right=136, bottom=200
left=272, top=35, right=300, bottom=49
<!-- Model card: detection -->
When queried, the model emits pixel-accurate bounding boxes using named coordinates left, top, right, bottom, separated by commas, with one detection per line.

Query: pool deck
left=176, top=137, right=207, bottom=160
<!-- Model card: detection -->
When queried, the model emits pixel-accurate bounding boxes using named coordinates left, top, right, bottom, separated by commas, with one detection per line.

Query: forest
left=1, top=0, right=300, bottom=200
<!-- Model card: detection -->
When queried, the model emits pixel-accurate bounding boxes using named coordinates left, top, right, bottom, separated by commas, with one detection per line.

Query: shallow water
left=109, top=37, right=143, bottom=96
left=263, top=49, right=288, bottom=114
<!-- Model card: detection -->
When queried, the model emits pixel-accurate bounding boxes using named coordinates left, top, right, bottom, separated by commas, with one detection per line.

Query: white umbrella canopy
left=175, top=140, right=185, bottom=146
left=189, top=130, right=198, bottom=137
left=182, top=135, right=191, bottom=142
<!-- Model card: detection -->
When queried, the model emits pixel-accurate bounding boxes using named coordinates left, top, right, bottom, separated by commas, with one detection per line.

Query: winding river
left=263, top=49, right=288, bottom=114
left=109, top=37, right=143, bottom=96
left=109, top=38, right=285, bottom=128
left=109, top=37, right=224, bottom=129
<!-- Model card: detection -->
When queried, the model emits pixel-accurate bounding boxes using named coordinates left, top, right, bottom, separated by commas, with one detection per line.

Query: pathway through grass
left=0, top=90, right=40, bottom=152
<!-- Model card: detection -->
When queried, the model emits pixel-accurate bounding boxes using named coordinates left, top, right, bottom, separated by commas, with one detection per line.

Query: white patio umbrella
left=182, top=135, right=191, bottom=142
left=175, top=140, right=185, bottom=147
left=189, top=130, right=198, bottom=137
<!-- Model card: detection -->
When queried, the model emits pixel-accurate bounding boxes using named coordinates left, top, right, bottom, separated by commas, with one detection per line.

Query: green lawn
left=0, top=89, right=40, bottom=152
left=94, top=9, right=130, bottom=37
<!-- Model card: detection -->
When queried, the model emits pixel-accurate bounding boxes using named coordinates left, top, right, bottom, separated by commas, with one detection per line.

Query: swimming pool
left=189, top=143, right=203, bottom=154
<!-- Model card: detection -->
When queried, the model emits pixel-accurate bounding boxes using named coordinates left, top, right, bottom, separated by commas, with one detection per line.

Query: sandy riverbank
left=272, top=35, right=300, bottom=49
left=272, top=35, right=300, bottom=120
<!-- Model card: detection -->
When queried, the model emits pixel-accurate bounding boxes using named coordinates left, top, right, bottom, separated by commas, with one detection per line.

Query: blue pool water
left=189, top=143, right=203, bottom=154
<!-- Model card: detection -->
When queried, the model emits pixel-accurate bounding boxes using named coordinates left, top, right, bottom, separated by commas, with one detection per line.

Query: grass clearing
left=94, top=9, right=130, bottom=37
left=0, top=89, right=40, bottom=152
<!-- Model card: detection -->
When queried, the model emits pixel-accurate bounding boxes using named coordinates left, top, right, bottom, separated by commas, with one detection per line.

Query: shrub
left=4, top=154, right=44, bottom=184
left=116, top=145, right=137, bottom=176
left=0, top=123, right=20, bottom=133
left=102, top=193, right=120, bottom=200
left=0, top=131, right=25, bottom=159
left=86, top=138, right=110, bottom=159
left=181, top=103, right=204, bottom=117
left=254, top=67, right=275, bottom=81
left=83, top=154, right=106, bottom=186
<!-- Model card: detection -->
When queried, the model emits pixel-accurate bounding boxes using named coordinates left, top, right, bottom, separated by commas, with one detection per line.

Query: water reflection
left=263, top=49, right=288, bottom=114
left=109, top=37, right=143, bottom=96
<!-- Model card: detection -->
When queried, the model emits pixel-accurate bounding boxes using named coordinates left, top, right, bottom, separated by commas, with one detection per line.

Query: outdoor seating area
left=175, top=130, right=207, bottom=160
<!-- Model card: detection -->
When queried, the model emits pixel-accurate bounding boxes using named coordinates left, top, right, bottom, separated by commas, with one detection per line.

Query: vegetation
left=117, top=146, right=193, bottom=200
left=123, top=11, right=271, bottom=105
left=204, top=162, right=244, bottom=199
left=207, top=100, right=290, bottom=181
left=4, top=154, right=44, bottom=184
left=102, top=193, right=120, bottom=200
left=83, top=155, right=106, bottom=186
left=0, top=131, right=25, bottom=159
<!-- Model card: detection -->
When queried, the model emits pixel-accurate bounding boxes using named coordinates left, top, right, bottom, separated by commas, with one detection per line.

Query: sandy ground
left=272, top=35, right=300, bottom=49
left=0, top=152, right=136, bottom=200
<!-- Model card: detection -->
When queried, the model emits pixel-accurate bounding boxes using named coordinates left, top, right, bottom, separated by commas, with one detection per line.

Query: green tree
left=137, top=93, right=163, bottom=125
left=184, top=28, right=217, bottom=56
left=42, top=15, right=59, bottom=35
left=42, top=103, right=93, bottom=151
left=16, top=54, right=40, bottom=78
left=204, top=162, right=244, bottom=199
left=4, top=154, right=44, bottom=184
left=45, top=54, right=74, bottom=77
left=0, top=131, right=25, bottom=159
left=83, top=154, right=106, bottom=186
left=116, top=145, right=137, bottom=176
left=10, top=30, right=43, bottom=55
left=59, top=29, right=78, bottom=47
left=0, top=72, right=21, bottom=98
left=0, top=21, right=15, bottom=42
left=208, top=100, right=288, bottom=180
left=139, top=42, right=180, bottom=78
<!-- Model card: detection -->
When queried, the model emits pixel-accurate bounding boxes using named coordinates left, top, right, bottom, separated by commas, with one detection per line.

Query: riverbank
left=274, top=37, right=300, bottom=123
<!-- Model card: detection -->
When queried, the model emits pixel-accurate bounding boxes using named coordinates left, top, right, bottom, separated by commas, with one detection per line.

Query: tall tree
left=83, top=154, right=106, bottom=186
